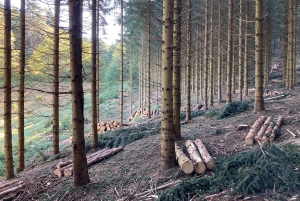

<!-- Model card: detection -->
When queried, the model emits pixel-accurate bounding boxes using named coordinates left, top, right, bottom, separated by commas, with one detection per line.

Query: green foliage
left=180, top=110, right=206, bottom=120
left=158, top=144, right=300, bottom=200
left=204, top=110, right=219, bottom=118
left=216, top=101, right=252, bottom=119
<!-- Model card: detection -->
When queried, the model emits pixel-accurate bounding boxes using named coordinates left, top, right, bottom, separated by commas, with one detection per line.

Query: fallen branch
left=204, top=191, right=227, bottom=200
left=134, top=180, right=181, bottom=198
left=287, top=129, right=297, bottom=138
left=0, top=183, right=25, bottom=197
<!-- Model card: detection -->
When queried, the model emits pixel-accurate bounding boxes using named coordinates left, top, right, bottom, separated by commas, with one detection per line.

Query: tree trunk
left=185, top=140, right=206, bottom=174
left=203, top=0, right=209, bottom=109
left=254, top=0, right=265, bottom=112
left=130, top=41, right=133, bottom=115
left=209, top=0, right=214, bottom=107
left=245, top=116, right=266, bottom=145
left=238, top=0, right=243, bottom=101
left=69, top=0, right=89, bottom=186
left=120, top=0, right=124, bottom=125
left=173, top=0, right=182, bottom=140
left=186, top=0, right=191, bottom=120
left=18, top=0, right=26, bottom=172
left=287, top=0, right=294, bottom=90
left=217, top=0, right=222, bottom=103
left=175, top=144, right=194, bottom=174
left=91, top=0, right=98, bottom=148
left=147, top=0, right=151, bottom=119
left=194, top=139, right=215, bottom=170
left=226, top=0, right=233, bottom=104
left=4, top=0, right=14, bottom=179
left=161, top=0, right=176, bottom=170
left=243, top=0, right=249, bottom=96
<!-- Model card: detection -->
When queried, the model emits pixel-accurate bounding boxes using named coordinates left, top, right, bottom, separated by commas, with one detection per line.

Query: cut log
left=264, top=121, right=275, bottom=137
left=113, top=121, right=119, bottom=127
left=270, top=116, right=284, bottom=142
left=245, top=116, right=267, bottom=145
left=0, top=183, right=25, bottom=197
left=0, top=181, right=23, bottom=193
left=100, top=126, right=106, bottom=132
left=237, top=124, right=249, bottom=131
left=0, top=180, right=21, bottom=192
left=54, top=163, right=73, bottom=177
left=192, top=104, right=204, bottom=111
left=255, top=116, right=272, bottom=140
left=175, top=144, right=194, bottom=174
left=106, top=127, right=111, bottom=131
left=63, top=147, right=124, bottom=177
left=100, top=121, right=106, bottom=126
left=185, top=140, right=206, bottom=174
left=194, top=139, right=215, bottom=170
left=264, top=95, right=285, bottom=101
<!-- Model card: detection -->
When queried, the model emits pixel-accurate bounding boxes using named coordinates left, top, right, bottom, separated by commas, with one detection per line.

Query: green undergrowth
left=180, top=110, right=206, bottom=120
left=85, top=121, right=161, bottom=151
left=158, top=144, right=300, bottom=200
left=216, top=100, right=252, bottom=119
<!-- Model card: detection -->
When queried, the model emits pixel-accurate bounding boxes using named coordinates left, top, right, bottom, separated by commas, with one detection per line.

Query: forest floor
left=1, top=66, right=300, bottom=201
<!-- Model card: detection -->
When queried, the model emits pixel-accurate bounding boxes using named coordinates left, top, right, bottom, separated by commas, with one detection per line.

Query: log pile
left=0, top=179, right=25, bottom=198
left=97, top=120, right=121, bottom=133
left=128, top=108, right=160, bottom=121
left=54, top=147, right=123, bottom=177
left=245, top=115, right=284, bottom=145
left=175, top=139, right=215, bottom=174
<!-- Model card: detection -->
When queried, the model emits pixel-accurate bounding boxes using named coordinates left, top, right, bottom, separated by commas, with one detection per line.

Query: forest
left=1, top=0, right=300, bottom=200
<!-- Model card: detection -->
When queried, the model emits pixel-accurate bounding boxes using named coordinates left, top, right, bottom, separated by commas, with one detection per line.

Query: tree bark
left=175, top=144, right=193, bottom=174
left=147, top=0, right=151, bottom=119
left=69, top=0, right=89, bottom=186
left=238, top=0, right=243, bottom=101
left=161, top=0, right=176, bottom=170
left=186, top=0, right=191, bottom=120
left=243, top=0, right=249, bottom=97
left=173, top=0, right=182, bottom=140
left=18, top=0, right=26, bottom=172
left=254, top=0, right=265, bottom=112
left=194, top=139, right=215, bottom=170
left=120, top=0, right=124, bottom=125
left=185, top=140, right=206, bottom=174
left=245, top=116, right=266, bottom=145
left=4, top=0, right=15, bottom=179
left=209, top=0, right=214, bottom=107
left=226, top=0, right=233, bottom=104
left=91, top=0, right=98, bottom=148
left=203, top=0, right=209, bottom=109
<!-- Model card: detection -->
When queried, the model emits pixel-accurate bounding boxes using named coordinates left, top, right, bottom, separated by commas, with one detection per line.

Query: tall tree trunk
left=226, top=0, right=233, bottom=104
left=130, top=41, right=133, bottom=115
left=203, top=0, right=208, bottom=109
left=147, top=0, right=151, bottom=118
left=96, top=0, right=100, bottom=122
left=120, top=0, right=124, bottom=125
left=186, top=0, right=191, bottom=120
left=287, top=0, right=294, bottom=89
left=196, top=20, right=199, bottom=104
left=18, top=0, right=25, bottom=172
left=173, top=0, right=182, bottom=140
left=254, top=0, right=265, bottom=112
left=243, top=0, right=249, bottom=96
left=161, top=0, right=176, bottom=170
left=69, top=0, right=89, bottom=186
left=4, top=0, right=14, bottom=179
left=238, top=0, right=243, bottom=101
left=209, top=0, right=214, bottom=107
left=217, top=0, right=221, bottom=103
left=91, top=0, right=98, bottom=148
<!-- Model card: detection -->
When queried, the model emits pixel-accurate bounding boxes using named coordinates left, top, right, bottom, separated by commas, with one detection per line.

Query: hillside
left=1, top=68, right=300, bottom=200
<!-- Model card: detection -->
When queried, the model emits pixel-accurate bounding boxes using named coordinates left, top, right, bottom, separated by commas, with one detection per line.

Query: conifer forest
left=1, top=0, right=300, bottom=200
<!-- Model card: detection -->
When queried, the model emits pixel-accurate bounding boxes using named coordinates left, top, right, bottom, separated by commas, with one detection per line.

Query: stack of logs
left=175, top=138, right=215, bottom=174
left=0, top=179, right=25, bottom=197
left=245, top=115, right=284, bottom=145
left=128, top=108, right=160, bottom=121
left=54, top=147, right=123, bottom=177
left=97, top=120, right=121, bottom=133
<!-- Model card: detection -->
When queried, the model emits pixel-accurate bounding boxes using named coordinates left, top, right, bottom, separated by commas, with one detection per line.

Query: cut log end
left=181, top=161, right=194, bottom=174
left=54, top=169, right=63, bottom=177
left=245, top=137, right=254, bottom=145
left=206, top=161, right=215, bottom=170
left=194, top=162, right=206, bottom=174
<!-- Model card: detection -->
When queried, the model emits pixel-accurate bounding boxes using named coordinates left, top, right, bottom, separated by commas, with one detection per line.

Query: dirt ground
left=1, top=68, right=300, bottom=201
